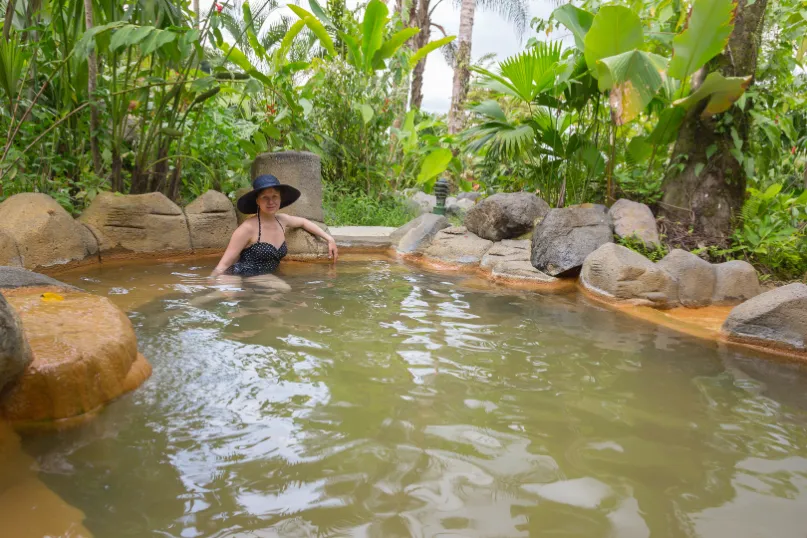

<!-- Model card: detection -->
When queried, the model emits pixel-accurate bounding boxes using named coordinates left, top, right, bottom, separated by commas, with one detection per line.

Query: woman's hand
left=328, top=238, right=339, bottom=263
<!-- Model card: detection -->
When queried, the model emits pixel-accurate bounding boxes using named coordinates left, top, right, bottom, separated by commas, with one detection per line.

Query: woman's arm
left=211, top=222, right=253, bottom=276
left=278, top=214, right=339, bottom=262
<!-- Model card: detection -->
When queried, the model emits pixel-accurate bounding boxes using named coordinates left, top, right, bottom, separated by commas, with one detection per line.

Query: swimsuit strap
left=257, top=211, right=262, bottom=242
left=275, top=216, right=285, bottom=236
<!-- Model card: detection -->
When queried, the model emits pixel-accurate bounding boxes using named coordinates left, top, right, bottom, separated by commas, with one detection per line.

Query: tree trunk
left=659, top=0, right=768, bottom=241
left=447, top=0, right=476, bottom=134
left=193, top=0, right=200, bottom=29
left=85, top=0, right=102, bottom=175
left=3, top=0, right=16, bottom=41
left=409, top=0, right=430, bottom=109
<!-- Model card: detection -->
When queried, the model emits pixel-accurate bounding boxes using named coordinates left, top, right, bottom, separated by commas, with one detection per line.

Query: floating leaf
left=673, top=72, right=752, bottom=117
left=584, top=6, right=644, bottom=75
left=597, top=50, right=667, bottom=125
left=668, top=0, right=735, bottom=80
left=552, top=4, right=594, bottom=51
left=41, top=292, right=64, bottom=302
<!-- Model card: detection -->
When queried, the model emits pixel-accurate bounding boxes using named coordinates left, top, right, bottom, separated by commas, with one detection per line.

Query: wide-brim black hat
left=237, top=174, right=301, bottom=214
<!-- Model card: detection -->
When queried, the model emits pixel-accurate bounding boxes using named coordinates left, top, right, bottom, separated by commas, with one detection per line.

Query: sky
left=202, top=0, right=557, bottom=113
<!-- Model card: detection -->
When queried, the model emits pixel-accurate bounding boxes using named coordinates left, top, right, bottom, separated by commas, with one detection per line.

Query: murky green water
left=21, top=257, right=807, bottom=537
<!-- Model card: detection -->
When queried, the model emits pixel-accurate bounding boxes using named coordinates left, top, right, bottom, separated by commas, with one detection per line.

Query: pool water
left=17, top=257, right=807, bottom=537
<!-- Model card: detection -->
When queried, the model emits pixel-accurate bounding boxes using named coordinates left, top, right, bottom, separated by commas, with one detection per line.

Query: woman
left=211, top=174, right=338, bottom=277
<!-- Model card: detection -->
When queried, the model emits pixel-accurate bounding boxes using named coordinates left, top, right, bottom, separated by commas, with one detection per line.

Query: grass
left=323, top=187, right=418, bottom=227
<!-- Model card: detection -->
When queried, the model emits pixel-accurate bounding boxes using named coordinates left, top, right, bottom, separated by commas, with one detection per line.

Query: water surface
left=20, top=257, right=807, bottom=537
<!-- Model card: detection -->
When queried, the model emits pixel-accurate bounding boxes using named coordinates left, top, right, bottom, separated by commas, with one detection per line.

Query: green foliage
left=323, top=186, right=417, bottom=226
left=616, top=234, right=669, bottom=262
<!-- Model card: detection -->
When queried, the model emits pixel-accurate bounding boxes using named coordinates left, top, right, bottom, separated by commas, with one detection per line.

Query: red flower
left=215, top=3, right=223, bottom=12
left=792, top=146, right=797, bottom=155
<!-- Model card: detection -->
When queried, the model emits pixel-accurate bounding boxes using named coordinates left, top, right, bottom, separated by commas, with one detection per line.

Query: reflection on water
left=16, top=258, right=807, bottom=537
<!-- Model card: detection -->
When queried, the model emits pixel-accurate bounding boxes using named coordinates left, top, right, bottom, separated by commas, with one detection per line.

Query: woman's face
left=256, top=188, right=281, bottom=214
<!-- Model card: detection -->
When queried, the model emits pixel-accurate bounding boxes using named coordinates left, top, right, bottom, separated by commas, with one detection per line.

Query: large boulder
left=581, top=243, right=679, bottom=308
left=407, top=191, right=436, bottom=215
left=0, top=267, right=78, bottom=291
left=0, top=288, right=151, bottom=423
left=423, top=226, right=493, bottom=266
left=0, top=193, right=97, bottom=269
left=531, top=205, right=614, bottom=277
left=491, top=260, right=558, bottom=285
left=723, top=283, right=807, bottom=351
left=0, top=230, right=22, bottom=267
left=657, top=249, right=716, bottom=308
left=392, top=214, right=450, bottom=254
left=78, top=192, right=192, bottom=254
left=608, top=199, right=660, bottom=247
left=251, top=151, right=324, bottom=221
left=712, top=260, right=761, bottom=305
left=0, top=294, right=32, bottom=395
left=464, top=192, right=550, bottom=242
left=285, top=221, right=331, bottom=261
left=184, top=190, right=238, bottom=250
left=480, top=239, right=531, bottom=270
left=446, top=198, right=475, bottom=219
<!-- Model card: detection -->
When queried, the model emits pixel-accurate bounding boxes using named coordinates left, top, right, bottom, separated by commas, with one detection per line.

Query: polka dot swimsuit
left=225, top=213, right=287, bottom=276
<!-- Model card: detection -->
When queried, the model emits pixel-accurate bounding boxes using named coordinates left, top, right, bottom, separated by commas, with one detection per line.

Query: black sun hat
left=237, top=174, right=301, bottom=214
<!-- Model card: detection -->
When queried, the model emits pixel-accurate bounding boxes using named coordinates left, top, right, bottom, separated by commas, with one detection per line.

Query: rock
left=0, top=294, right=32, bottom=394
left=408, top=191, right=436, bottom=215
left=423, top=226, right=493, bottom=266
left=609, top=199, right=660, bottom=247
left=491, top=260, right=558, bottom=284
left=392, top=214, right=450, bottom=254
left=657, top=249, right=716, bottom=307
left=722, top=283, right=807, bottom=350
left=78, top=192, right=192, bottom=254
left=447, top=198, right=475, bottom=219
left=0, top=267, right=78, bottom=291
left=0, top=289, right=151, bottom=423
left=0, top=193, right=97, bottom=269
left=457, top=191, right=482, bottom=202
left=0, top=230, right=22, bottom=267
left=712, top=260, right=762, bottom=305
left=251, top=151, right=324, bottom=221
left=480, top=239, right=531, bottom=270
left=464, top=192, right=550, bottom=241
left=184, top=190, right=238, bottom=250
left=581, top=243, right=679, bottom=308
left=233, top=187, right=252, bottom=224
left=285, top=221, right=331, bottom=261
left=531, top=205, right=614, bottom=277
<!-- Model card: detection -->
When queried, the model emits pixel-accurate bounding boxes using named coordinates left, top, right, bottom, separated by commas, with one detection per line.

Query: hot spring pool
left=15, top=256, right=807, bottom=537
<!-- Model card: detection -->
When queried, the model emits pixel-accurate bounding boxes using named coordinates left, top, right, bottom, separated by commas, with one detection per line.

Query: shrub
left=323, top=186, right=417, bottom=227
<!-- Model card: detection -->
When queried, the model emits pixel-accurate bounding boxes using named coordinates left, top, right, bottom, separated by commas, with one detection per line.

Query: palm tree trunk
left=659, top=0, right=768, bottom=240
left=448, top=0, right=476, bottom=134
left=409, top=0, right=430, bottom=109
left=193, top=0, right=200, bottom=29
left=84, top=0, right=102, bottom=175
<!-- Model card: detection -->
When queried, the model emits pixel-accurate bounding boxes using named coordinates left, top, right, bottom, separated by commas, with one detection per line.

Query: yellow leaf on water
left=41, top=292, right=64, bottom=302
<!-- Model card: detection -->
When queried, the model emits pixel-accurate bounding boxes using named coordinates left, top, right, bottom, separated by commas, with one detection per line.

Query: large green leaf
left=584, top=6, right=643, bottom=75
left=647, top=106, right=686, bottom=145
left=471, top=100, right=507, bottom=121
left=354, top=103, right=374, bottom=124
left=288, top=4, right=336, bottom=56
left=553, top=4, right=594, bottom=51
left=221, top=43, right=253, bottom=73
left=596, top=50, right=667, bottom=124
left=408, top=36, right=456, bottom=69
left=497, top=41, right=563, bottom=102
left=673, top=72, right=752, bottom=116
left=668, top=0, right=735, bottom=80
left=308, top=0, right=334, bottom=28
left=362, top=0, right=389, bottom=71
left=276, top=20, right=306, bottom=63
left=417, top=148, right=453, bottom=183
left=375, top=28, right=420, bottom=65
left=109, top=25, right=138, bottom=52
left=141, top=29, right=176, bottom=56
left=627, top=135, right=653, bottom=163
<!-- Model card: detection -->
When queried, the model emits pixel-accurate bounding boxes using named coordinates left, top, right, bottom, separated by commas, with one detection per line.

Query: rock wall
left=250, top=151, right=324, bottom=221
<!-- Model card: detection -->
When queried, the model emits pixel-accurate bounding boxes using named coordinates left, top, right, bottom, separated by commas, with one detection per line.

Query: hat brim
left=237, top=185, right=301, bottom=214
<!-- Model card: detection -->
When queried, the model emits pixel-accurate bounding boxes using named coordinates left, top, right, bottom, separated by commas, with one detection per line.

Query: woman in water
left=211, top=174, right=338, bottom=277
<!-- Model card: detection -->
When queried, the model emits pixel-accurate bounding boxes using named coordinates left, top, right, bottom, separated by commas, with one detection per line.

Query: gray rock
left=185, top=190, right=238, bottom=250
left=531, top=205, right=614, bottom=277
left=712, top=260, right=762, bottom=305
left=447, top=198, right=475, bottom=219
left=464, top=192, right=550, bottom=241
left=0, top=294, right=33, bottom=394
left=457, top=191, right=483, bottom=202
left=392, top=214, right=450, bottom=254
left=480, top=239, right=531, bottom=270
left=657, top=249, right=716, bottom=307
left=723, top=283, right=807, bottom=350
left=491, top=260, right=558, bottom=284
left=423, top=226, right=493, bottom=266
left=0, top=267, right=78, bottom=291
left=581, top=243, right=679, bottom=308
left=609, top=199, right=660, bottom=247
left=407, top=191, right=436, bottom=215
left=251, top=151, right=324, bottom=221
left=285, top=221, right=331, bottom=261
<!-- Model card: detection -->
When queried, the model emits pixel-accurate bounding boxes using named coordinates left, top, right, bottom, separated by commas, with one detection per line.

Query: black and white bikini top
left=226, top=213, right=287, bottom=276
